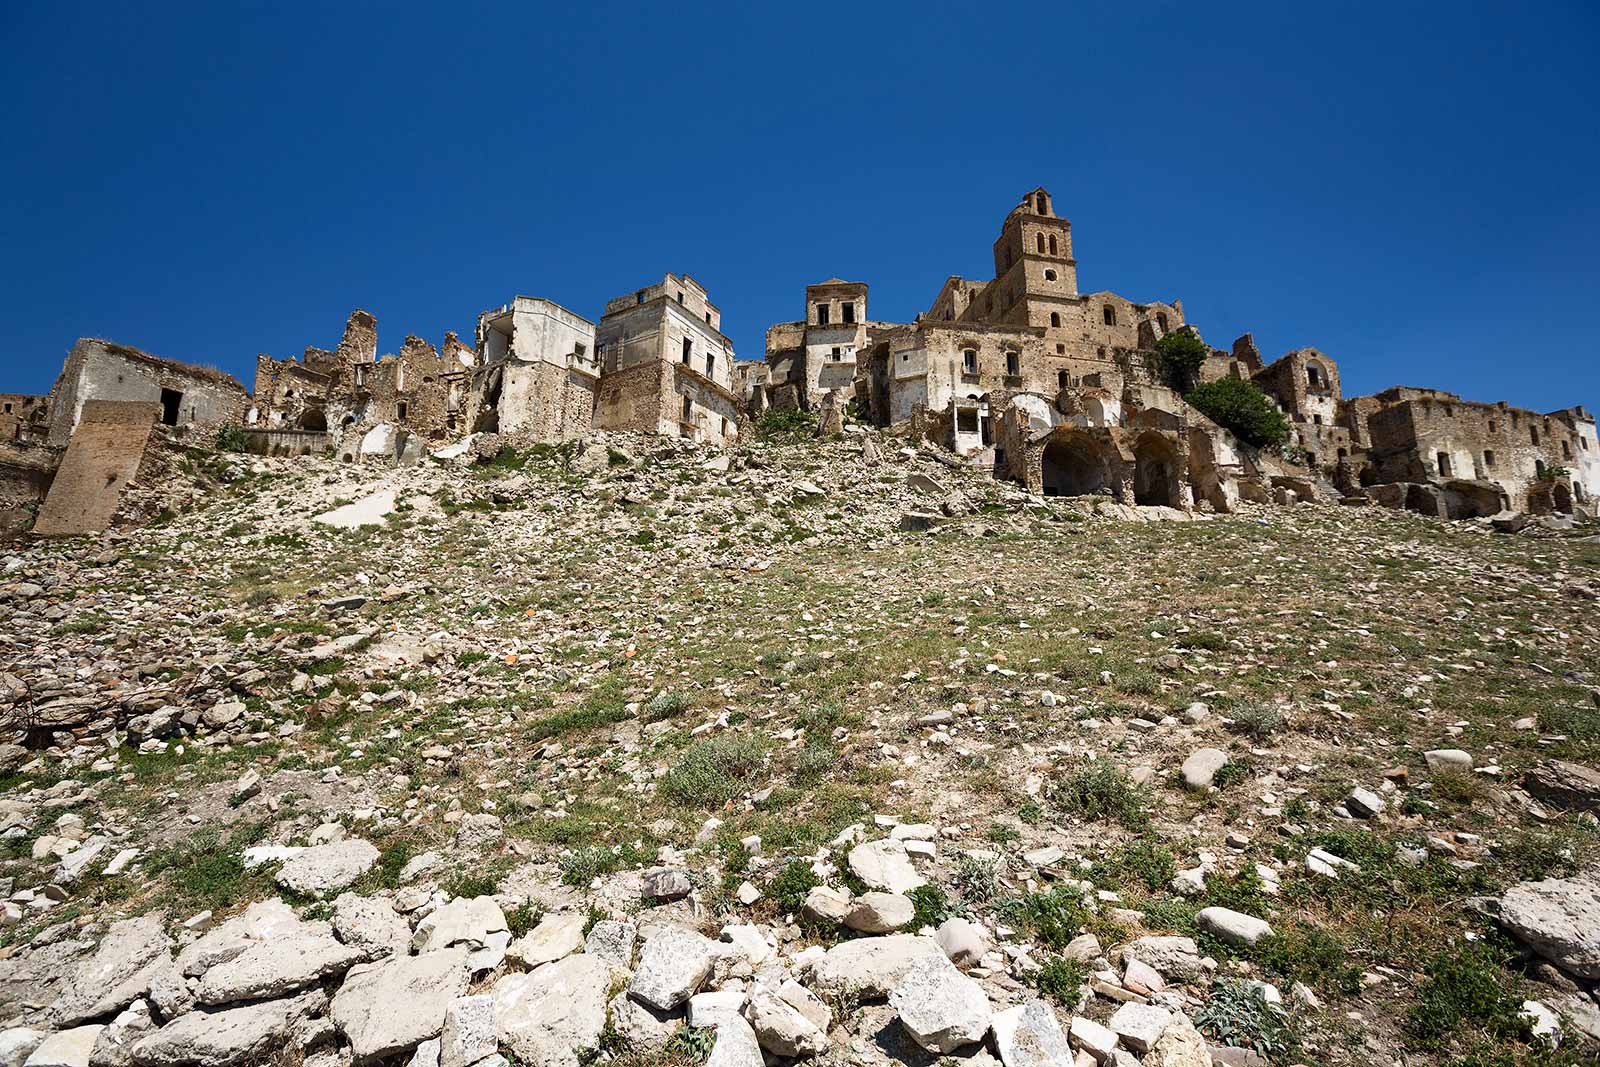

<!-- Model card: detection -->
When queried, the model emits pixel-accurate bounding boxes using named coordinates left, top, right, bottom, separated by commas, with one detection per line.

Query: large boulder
left=331, top=948, right=471, bottom=1062
left=704, top=1016, right=764, bottom=1067
left=888, top=954, right=991, bottom=1053
left=129, top=991, right=321, bottom=1066
left=194, top=930, right=363, bottom=1005
left=175, top=900, right=301, bottom=977
left=811, top=934, right=946, bottom=1000
left=49, top=916, right=172, bottom=1027
left=1195, top=907, right=1274, bottom=948
left=17, top=1025, right=102, bottom=1067
left=1180, top=748, right=1228, bottom=792
left=1494, top=869, right=1600, bottom=978
left=332, top=893, right=412, bottom=958
left=629, top=926, right=717, bottom=1011
left=491, top=954, right=612, bottom=1067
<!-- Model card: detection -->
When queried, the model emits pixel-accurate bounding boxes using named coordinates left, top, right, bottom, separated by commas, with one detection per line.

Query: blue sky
left=3, top=2, right=1597, bottom=413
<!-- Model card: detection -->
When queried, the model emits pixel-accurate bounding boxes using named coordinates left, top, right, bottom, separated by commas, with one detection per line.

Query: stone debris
left=888, top=953, right=993, bottom=1052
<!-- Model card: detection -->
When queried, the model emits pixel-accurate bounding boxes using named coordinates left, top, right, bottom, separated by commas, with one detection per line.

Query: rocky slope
left=0, top=426, right=1598, bottom=1067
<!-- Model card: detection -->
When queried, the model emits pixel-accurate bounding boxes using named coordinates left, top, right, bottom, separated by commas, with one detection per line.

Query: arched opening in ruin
left=1041, top=436, right=1113, bottom=498
left=1553, top=482, right=1573, bottom=514
left=298, top=409, right=328, bottom=432
left=1133, top=432, right=1179, bottom=507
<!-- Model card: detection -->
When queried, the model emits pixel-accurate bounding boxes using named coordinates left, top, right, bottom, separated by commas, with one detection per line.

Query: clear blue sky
left=4, top=2, right=1597, bottom=414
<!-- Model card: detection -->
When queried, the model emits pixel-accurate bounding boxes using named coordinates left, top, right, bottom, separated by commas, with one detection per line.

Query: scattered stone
left=743, top=980, right=830, bottom=1058
left=1493, top=868, right=1600, bottom=978
left=508, top=913, right=585, bottom=968
left=1180, top=748, right=1228, bottom=791
left=1195, top=907, right=1274, bottom=948
left=1345, top=787, right=1386, bottom=818
left=811, top=934, right=947, bottom=999
left=935, top=917, right=991, bottom=969
left=1107, top=1001, right=1172, bottom=1053
left=49, top=915, right=171, bottom=1026
left=1523, top=760, right=1600, bottom=811
left=583, top=920, right=637, bottom=969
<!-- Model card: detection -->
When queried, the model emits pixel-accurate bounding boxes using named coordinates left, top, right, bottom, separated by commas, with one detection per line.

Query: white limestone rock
left=19, top=1025, right=102, bottom=1067
left=507, top=913, right=585, bottom=969
left=333, top=893, right=412, bottom=958
left=992, top=999, right=1074, bottom=1067
left=1495, top=868, right=1600, bottom=978
left=889, top=953, right=991, bottom=1052
left=1180, top=748, right=1228, bottom=792
left=128, top=991, right=321, bottom=1067
left=1194, top=907, right=1274, bottom=948
left=48, top=916, right=172, bottom=1027
left=194, top=930, right=363, bottom=1005
left=438, top=994, right=496, bottom=1067
left=492, top=954, right=612, bottom=1067
left=811, top=933, right=946, bottom=1000
left=1107, top=1001, right=1171, bottom=1053
left=331, top=947, right=472, bottom=1062
left=629, top=926, right=717, bottom=1011
left=742, top=980, right=830, bottom=1058
left=274, top=839, right=379, bottom=897
left=584, top=920, right=637, bottom=969
left=846, top=838, right=925, bottom=894
left=844, top=892, right=915, bottom=933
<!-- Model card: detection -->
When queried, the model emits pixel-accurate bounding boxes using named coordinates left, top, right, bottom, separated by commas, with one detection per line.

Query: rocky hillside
left=1, top=426, right=1598, bottom=1067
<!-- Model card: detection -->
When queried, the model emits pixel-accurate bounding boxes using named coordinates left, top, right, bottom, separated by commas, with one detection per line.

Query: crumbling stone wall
left=0, top=394, right=49, bottom=443
left=46, top=340, right=248, bottom=448
left=34, top=401, right=160, bottom=535
left=1366, top=391, right=1598, bottom=511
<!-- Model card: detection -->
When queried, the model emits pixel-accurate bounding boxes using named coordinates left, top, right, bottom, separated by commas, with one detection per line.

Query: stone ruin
left=2, top=184, right=1596, bottom=536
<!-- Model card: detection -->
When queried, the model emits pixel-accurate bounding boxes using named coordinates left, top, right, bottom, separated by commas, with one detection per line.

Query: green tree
left=1186, top=377, right=1289, bottom=449
left=1153, top=330, right=1210, bottom=393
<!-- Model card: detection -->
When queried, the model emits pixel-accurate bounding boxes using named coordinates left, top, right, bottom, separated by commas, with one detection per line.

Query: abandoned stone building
left=468, top=296, right=598, bottom=440
left=0, top=394, right=49, bottom=443
left=760, top=280, right=895, bottom=412
left=594, top=273, right=740, bottom=446
left=251, top=310, right=478, bottom=459
left=46, top=338, right=249, bottom=447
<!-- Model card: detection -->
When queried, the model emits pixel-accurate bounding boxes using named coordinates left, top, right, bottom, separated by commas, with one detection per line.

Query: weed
left=660, top=735, right=768, bottom=810
left=907, top=885, right=954, bottom=929
left=1229, top=703, right=1286, bottom=740
left=1030, top=955, right=1089, bottom=1003
left=1406, top=942, right=1528, bottom=1050
left=953, top=854, right=1000, bottom=904
left=769, top=860, right=820, bottom=914
left=1095, top=837, right=1176, bottom=893
left=1195, top=979, right=1302, bottom=1059
left=1052, top=760, right=1150, bottom=828
left=995, top=887, right=1089, bottom=950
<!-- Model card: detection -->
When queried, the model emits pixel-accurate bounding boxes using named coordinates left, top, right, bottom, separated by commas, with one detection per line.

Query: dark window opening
left=1049, top=312, right=1061, bottom=327
left=397, top=401, right=408, bottom=420
left=1048, top=235, right=1058, bottom=255
left=720, top=418, right=728, bottom=436
left=1035, top=194, right=1047, bottom=213
left=831, top=347, right=841, bottom=362
left=636, top=290, right=647, bottom=305
left=1157, top=313, right=1169, bottom=332
left=682, top=339, right=692, bottom=364
left=676, top=291, right=684, bottom=304
left=1057, top=370, right=1068, bottom=389
left=1036, top=234, right=1045, bottom=253
left=681, top=396, right=693, bottom=422
left=842, top=302, right=855, bottom=324
left=1531, top=427, right=1540, bottom=444
left=816, top=303, right=830, bottom=325
left=1563, top=440, right=1572, bottom=458
left=1488, top=419, right=1497, bottom=433
left=1044, top=269, right=1057, bottom=281
left=1006, top=352, right=1020, bottom=375
left=1437, top=451, right=1452, bottom=477
left=1103, top=306, right=1116, bottom=326
left=159, top=388, right=182, bottom=426
left=962, top=350, right=977, bottom=374
left=1056, top=343, right=1066, bottom=354
left=706, top=352, right=715, bottom=377
left=1484, top=450, right=1496, bottom=468
left=956, top=407, right=979, bottom=433
left=1313, top=414, right=1322, bottom=425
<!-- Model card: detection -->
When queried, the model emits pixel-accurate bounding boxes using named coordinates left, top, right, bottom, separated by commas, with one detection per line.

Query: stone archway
left=1041, top=435, right=1114, bottom=498
left=1133, top=432, right=1180, bottom=507
left=298, top=408, right=328, bottom=432
left=1553, top=482, right=1573, bottom=514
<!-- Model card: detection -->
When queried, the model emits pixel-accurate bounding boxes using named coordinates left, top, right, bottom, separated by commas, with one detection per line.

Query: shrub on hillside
left=1154, top=330, right=1211, bottom=392
left=1186, top=377, right=1289, bottom=448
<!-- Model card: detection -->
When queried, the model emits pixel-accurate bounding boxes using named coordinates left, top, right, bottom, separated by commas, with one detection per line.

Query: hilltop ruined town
left=1, top=188, right=1599, bottom=1067
left=3, top=187, right=1595, bottom=537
